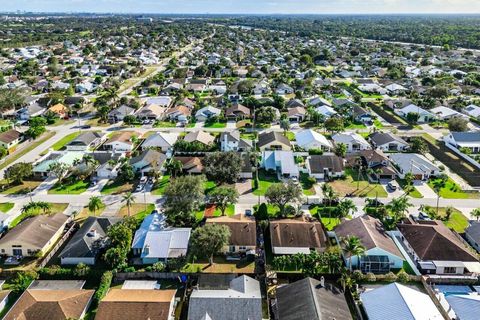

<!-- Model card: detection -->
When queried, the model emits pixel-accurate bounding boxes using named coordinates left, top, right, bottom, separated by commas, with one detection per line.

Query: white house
left=395, top=104, right=436, bottom=123
left=315, top=105, right=338, bottom=118
left=195, top=105, right=221, bottom=121
left=430, top=106, right=468, bottom=120
left=219, top=131, right=252, bottom=152
left=464, top=104, right=480, bottom=119
left=332, top=132, right=371, bottom=153
left=444, top=131, right=480, bottom=154
left=262, top=151, right=299, bottom=179
left=141, top=132, right=179, bottom=153
left=295, top=129, right=332, bottom=151
left=388, top=153, right=441, bottom=180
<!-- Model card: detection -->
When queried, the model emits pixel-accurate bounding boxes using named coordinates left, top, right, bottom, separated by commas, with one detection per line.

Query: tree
left=119, top=163, right=135, bottom=182
left=432, top=174, right=448, bottom=216
left=49, top=162, right=71, bottom=183
left=256, top=106, right=278, bottom=124
left=406, top=112, right=419, bottom=124
left=122, top=192, right=136, bottom=217
left=265, top=180, right=304, bottom=217
left=190, top=224, right=231, bottom=265
left=209, top=186, right=239, bottom=216
left=410, top=137, right=428, bottom=154
left=4, top=162, right=33, bottom=184
left=88, top=196, right=103, bottom=216
left=386, top=197, right=413, bottom=223
left=324, top=117, right=344, bottom=133
left=321, top=183, right=338, bottom=208
left=341, top=236, right=366, bottom=271
left=336, top=199, right=356, bottom=222
left=164, top=175, right=205, bottom=226
left=166, top=159, right=183, bottom=178
left=26, top=117, right=47, bottom=139
left=334, top=143, right=347, bottom=157
left=471, top=208, right=480, bottom=221
left=280, top=118, right=290, bottom=133
left=448, top=117, right=469, bottom=132
left=0, top=88, right=26, bottom=112
left=202, top=152, right=242, bottom=185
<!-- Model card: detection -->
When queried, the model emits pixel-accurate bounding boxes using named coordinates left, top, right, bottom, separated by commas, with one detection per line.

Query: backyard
left=329, top=169, right=388, bottom=198
left=181, top=256, right=254, bottom=273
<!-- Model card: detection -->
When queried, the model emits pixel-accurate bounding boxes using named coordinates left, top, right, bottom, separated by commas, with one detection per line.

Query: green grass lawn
left=284, top=131, right=295, bottom=141
left=329, top=168, right=388, bottom=198
left=204, top=122, right=227, bottom=128
left=373, top=119, right=384, bottom=129
left=10, top=203, right=68, bottom=228
left=300, top=173, right=316, bottom=196
left=118, top=203, right=155, bottom=221
left=100, top=179, right=135, bottom=195
left=346, top=122, right=367, bottom=130
left=0, top=180, right=42, bottom=195
left=397, top=179, right=423, bottom=198
left=428, top=177, right=479, bottom=199
left=42, top=131, right=82, bottom=154
left=430, top=207, right=469, bottom=233
left=252, top=170, right=280, bottom=196
left=240, top=132, right=256, bottom=140
left=195, top=204, right=235, bottom=221
left=204, top=180, right=217, bottom=195
left=48, top=179, right=90, bottom=194
left=321, top=217, right=341, bottom=231
left=154, top=121, right=177, bottom=128
left=0, top=131, right=56, bottom=171
left=151, top=175, right=170, bottom=195
left=0, top=203, right=14, bottom=213
left=254, top=203, right=280, bottom=218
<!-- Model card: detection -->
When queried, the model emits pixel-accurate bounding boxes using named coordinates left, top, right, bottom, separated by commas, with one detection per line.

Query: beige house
left=0, top=129, right=22, bottom=152
left=205, top=215, right=256, bottom=254
left=258, top=131, right=292, bottom=151
left=0, top=213, right=70, bottom=257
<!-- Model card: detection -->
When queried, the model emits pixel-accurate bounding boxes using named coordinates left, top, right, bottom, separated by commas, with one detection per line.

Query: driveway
left=86, top=178, right=109, bottom=195
left=226, top=121, right=237, bottom=129
left=380, top=181, right=404, bottom=199
left=414, top=181, right=437, bottom=198
left=194, top=121, right=204, bottom=129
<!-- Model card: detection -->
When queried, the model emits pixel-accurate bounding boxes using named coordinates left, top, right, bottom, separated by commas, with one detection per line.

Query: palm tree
left=386, top=196, right=413, bottom=223
left=432, top=174, right=448, bottom=216
left=166, top=159, right=183, bottom=178
left=471, top=208, right=480, bottom=221
left=341, top=236, right=366, bottom=271
left=88, top=196, right=103, bottom=216
left=336, top=199, right=356, bottom=222
left=122, top=192, right=136, bottom=217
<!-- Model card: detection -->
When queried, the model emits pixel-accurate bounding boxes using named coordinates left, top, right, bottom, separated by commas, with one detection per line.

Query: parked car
left=140, top=176, right=148, bottom=184
left=387, top=181, right=399, bottom=191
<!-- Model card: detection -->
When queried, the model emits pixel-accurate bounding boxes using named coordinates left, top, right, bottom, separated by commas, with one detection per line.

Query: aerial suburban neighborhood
left=0, top=6, right=479, bottom=320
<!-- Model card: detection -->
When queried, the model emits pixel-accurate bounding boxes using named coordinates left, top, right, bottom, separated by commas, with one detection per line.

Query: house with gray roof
left=388, top=153, right=440, bottom=180
left=465, top=221, right=480, bottom=252
left=66, top=131, right=106, bottom=151
left=108, top=105, right=135, bottom=123
left=59, top=217, right=121, bottom=265
left=220, top=131, right=252, bottom=152
left=132, top=211, right=191, bottom=264
left=444, top=131, right=480, bottom=154
left=275, top=277, right=352, bottom=320
left=258, top=131, right=291, bottom=151
left=130, top=149, right=167, bottom=176
left=188, top=275, right=262, bottom=320
left=306, top=155, right=345, bottom=180
left=369, top=132, right=409, bottom=152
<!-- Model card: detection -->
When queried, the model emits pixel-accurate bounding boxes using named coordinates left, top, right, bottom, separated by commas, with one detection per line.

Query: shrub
left=397, top=270, right=410, bottom=283
left=384, top=271, right=398, bottom=282
left=352, top=270, right=364, bottom=282
left=308, top=148, right=323, bottom=155
left=94, top=271, right=113, bottom=304
left=73, top=263, right=91, bottom=277
left=254, top=203, right=269, bottom=220
left=11, top=270, right=39, bottom=294
left=152, top=261, right=166, bottom=272
left=365, top=272, right=376, bottom=282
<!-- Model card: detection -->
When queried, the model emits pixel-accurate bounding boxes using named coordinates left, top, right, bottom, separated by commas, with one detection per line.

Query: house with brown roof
left=47, top=103, right=69, bottom=119
left=258, top=131, right=292, bottom=151
left=0, top=129, right=22, bottom=151
left=103, top=131, right=139, bottom=153
left=335, top=215, right=405, bottom=273
left=348, top=149, right=398, bottom=181
left=0, top=213, right=70, bottom=258
left=165, top=105, right=191, bottom=123
left=225, top=103, right=251, bottom=120
left=269, top=217, right=328, bottom=255
left=306, top=155, right=345, bottom=180
left=287, top=106, right=307, bottom=122
left=397, top=219, right=480, bottom=275
left=206, top=214, right=256, bottom=255
left=4, top=280, right=94, bottom=320
left=135, top=104, right=166, bottom=120
left=96, top=288, right=176, bottom=320
left=175, top=156, right=204, bottom=174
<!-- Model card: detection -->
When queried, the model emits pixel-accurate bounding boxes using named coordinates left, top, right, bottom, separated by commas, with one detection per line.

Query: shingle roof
left=184, top=131, right=215, bottom=145
left=68, top=131, right=104, bottom=146
left=369, top=132, right=408, bottom=147
left=258, top=131, right=291, bottom=148
left=269, top=218, right=327, bottom=252
left=451, top=132, right=480, bottom=143
left=206, top=215, right=256, bottom=246
left=335, top=215, right=403, bottom=258
left=0, top=129, right=20, bottom=144
left=95, top=289, right=176, bottom=320
left=397, top=221, right=478, bottom=262
left=276, top=278, right=352, bottom=320
left=308, top=155, right=344, bottom=174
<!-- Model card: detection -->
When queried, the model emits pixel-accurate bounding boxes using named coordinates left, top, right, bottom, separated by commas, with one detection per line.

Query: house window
left=239, top=246, right=246, bottom=251
left=229, top=246, right=235, bottom=252
left=1, top=249, right=4, bottom=253
left=444, top=267, right=456, bottom=274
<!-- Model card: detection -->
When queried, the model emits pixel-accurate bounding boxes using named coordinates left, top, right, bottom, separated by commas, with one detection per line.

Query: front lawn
left=0, top=180, right=42, bottom=195
left=118, top=203, right=155, bottom=220
left=329, top=169, right=387, bottom=198
left=204, top=180, right=217, bottom=195
left=397, top=179, right=423, bottom=198
left=0, top=203, right=14, bottom=213
left=49, top=132, right=82, bottom=151
left=433, top=207, right=469, bottom=233
left=154, top=121, right=177, bottom=128
left=300, top=173, right=316, bottom=196
left=151, top=175, right=170, bottom=195
left=195, top=204, right=235, bottom=220
left=428, top=177, right=479, bottom=199
left=252, top=170, right=279, bottom=196
left=284, top=131, right=295, bottom=141
left=345, top=122, right=367, bottom=130
left=204, top=122, right=226, bottom=128
left=100, top=179, right=135, bottom=195
left=10, top=203, right=68, bottom=228
left=48, top=179, right=90, bottom=194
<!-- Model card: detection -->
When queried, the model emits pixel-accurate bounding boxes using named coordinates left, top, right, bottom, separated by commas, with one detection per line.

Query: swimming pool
left=435, top=285, right=473, bottom=296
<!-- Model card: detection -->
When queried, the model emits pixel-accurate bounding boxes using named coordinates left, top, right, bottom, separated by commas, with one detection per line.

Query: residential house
left=3, top=280, right=94, bottom=320
left=224, top=104, right=250, bottom=120
left=334, top=215, right=405, bottom=272
left=309, top=96, right=332, bottom=108
left=103, top=131, right=138, bottom=153
left=306, top=155, right=345, bottom=180
left=135, top=104, right=166, bottom=120
left=351, top=150, right=397, bottom=181
left=275, top=277, right=352, bottom=320
left=397, top=219, right=479, bottom=274
left=93, top=153, right=122, bottom=180
left=360, top=283, right=443, bottom=320
left=444, top=132, right=480, bottom=154
left=188, top=275, right=262, bottom=320
left=165, top=105, right=191, bottom=124
left=431, top=106, right=469, bottom=121
left=205, top=215, right=256, bottom=255
left=369, top=132, right=409, bottom=152
left=395, top=104, right=436, bottom=123
left=141, top=132, right=179, bottom=153
left=445, top=293, right=480, bottom=320
left=17, top=103, right=45, bottom=120
left=33, top=151, right=84, bottom=177
left=262, top=151, right=299, bottom=179
left=465, top=221, right=480, bottom=252
left=258, top=131, right=292, bottom=151
left=0, top=213, right=69, bottom=257
left=132, top=211, right=191, bottom=264
left=108, top=105, right=135, bottom=123
left=48, top=103, right=69, bottom=119
left=269, top=217, right=328, bottom=255
left=96, top=287, right=176, bottom=320
left=144, top=96, right=173, bottom=108
left=332, top=132, right=371, bottom=153
left=219, top=131, right=252, bottom=152
left=315, top=105, right=338, bottom=119
left=175, top=156, right=204, bottom=174
left=0, top=129, right=22, bottom=151
left=352, top=105, right=373, bottom=124
left=287, top=106, right=307, bottom=122
left=184, top=131, right=216, bottom=146
left=388, top=153, right=440, bottom=180
left=464, top=104, right=480, bottom=119
left=195, top=106, right=221, bottom=121
left=130, top=149, right=167, bottom=176
left=276, top=83, right=294, bottom=95
left=59, top=217, right=121, bottom=265
left=295, top=129, right=332, bottom=151
left=385, top=83, right=407, bottom=95
left=65, top=131, right=105, bottom=151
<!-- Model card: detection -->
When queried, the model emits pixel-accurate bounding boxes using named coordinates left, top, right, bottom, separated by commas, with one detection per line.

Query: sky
left=3, top=0, right=480, bottom=14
